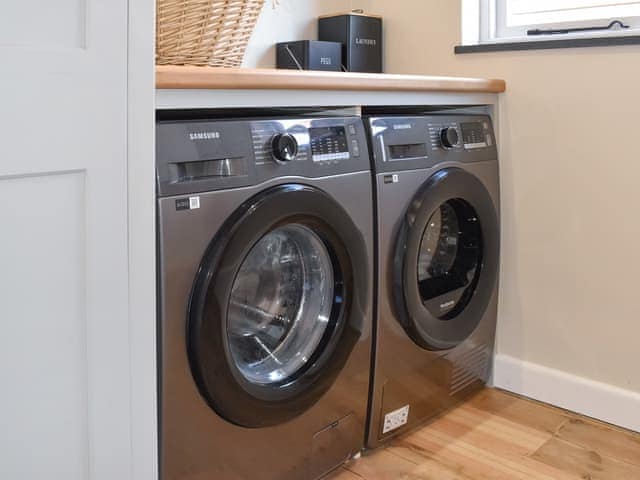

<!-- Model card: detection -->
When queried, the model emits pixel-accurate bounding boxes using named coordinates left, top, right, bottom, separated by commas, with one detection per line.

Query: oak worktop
left=156, top=66, right=506, bottom=93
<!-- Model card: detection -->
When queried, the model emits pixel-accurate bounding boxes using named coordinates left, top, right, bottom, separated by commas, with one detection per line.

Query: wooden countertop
left=156, top=66, right=506, bottom=94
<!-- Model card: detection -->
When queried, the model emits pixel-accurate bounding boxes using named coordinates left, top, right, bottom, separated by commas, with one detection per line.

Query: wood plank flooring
left=327, top=388, right=640, bottom=479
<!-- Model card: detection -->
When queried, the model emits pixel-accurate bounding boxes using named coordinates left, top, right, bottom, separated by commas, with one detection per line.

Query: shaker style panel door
left=0, top=1, right=131, bottom=479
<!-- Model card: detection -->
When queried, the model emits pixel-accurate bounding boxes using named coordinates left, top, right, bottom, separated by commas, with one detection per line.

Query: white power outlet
left=382, top=405, right=410, bottom=434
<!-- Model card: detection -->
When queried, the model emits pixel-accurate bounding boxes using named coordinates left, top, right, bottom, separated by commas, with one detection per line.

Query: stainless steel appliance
left=156, top=113, right=373, bottom=479
left=365, top=114, right=500, bottom=447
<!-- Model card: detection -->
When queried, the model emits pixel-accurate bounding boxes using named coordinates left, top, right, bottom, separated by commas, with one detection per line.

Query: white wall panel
left=0, top=0, right=86, bottom=48
left=0, top=0, right=137, bottom=477
left=0, top=172, right=87, bottom=479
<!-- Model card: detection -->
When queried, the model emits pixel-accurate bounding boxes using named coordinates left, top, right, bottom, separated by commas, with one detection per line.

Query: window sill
left=455, top=34, right=640, bottom=54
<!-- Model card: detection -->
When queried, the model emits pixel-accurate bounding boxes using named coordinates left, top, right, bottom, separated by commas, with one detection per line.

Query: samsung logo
left=189, top=131, right=220, bottom=141
left=355, top=37, right=377, bottom=46
left=393, top=124, right=412, bottom=130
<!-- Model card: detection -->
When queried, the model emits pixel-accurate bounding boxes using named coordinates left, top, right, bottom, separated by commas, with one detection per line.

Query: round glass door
left=227, top=224, right=335, bottom=386
left=394, top=168, right=499, bottom=351
left=187, top=183, right=367, bottom=427
left=416, top=199, right=482, bottom=320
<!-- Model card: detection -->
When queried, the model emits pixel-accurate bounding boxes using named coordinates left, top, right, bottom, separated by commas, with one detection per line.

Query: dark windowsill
left=455, top=34, right=640, bottom=54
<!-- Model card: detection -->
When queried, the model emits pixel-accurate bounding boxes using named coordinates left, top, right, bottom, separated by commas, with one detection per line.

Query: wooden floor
left=328, top=388, right=640, bottom=480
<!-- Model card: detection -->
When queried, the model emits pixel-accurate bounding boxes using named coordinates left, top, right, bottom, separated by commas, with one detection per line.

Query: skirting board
left=493, top=354, right=640, bottom=433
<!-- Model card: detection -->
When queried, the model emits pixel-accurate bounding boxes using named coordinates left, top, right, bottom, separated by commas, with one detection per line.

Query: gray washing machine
left=156, top=114, right=373, bottom=479
left=365, top=114, right=500, bottom=447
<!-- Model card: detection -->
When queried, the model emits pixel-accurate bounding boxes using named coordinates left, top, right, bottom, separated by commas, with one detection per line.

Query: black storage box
left=319, top=12, right=382, bottom=73
left=276, top=40, right=342, bottom=72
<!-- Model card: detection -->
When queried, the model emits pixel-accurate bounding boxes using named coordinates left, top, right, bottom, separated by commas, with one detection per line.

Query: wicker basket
left=157, top=0, right=266, bottom=67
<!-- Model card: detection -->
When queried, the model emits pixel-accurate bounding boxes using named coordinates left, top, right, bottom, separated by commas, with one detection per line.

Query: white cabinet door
left=0, top=1, right=134, bottom=479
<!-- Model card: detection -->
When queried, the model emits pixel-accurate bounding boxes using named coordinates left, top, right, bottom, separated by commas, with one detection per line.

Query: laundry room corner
left=365, top=0, right=640, bottom=432
left=5, top=0, right=640, bottom=478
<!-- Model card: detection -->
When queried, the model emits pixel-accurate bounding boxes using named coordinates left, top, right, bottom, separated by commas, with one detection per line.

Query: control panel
left=427, top=118, right=493, bottom=151
left=309, top=126, right=351, bottom=162
left=460, top=121, right=491, bottom=149
left=250, top=118, right=362, bottom=167
left=156, top=115, right=369, bottom=197
left=366, top=114, right=496, bottom=174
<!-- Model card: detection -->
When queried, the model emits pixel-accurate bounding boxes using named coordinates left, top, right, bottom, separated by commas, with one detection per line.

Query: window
left=463, top=0, right=640, bottom=44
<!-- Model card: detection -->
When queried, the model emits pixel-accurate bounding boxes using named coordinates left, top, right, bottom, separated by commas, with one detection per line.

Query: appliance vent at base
left=449, top=344, right=489, bottom=395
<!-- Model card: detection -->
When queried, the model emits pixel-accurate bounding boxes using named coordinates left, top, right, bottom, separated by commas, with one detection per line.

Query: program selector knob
left=271, top=133, right=299, bottom=163
left=440, top=127, right=459, bottom=149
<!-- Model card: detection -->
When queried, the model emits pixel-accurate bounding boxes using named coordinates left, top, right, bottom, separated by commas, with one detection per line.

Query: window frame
left=463, top=0, right=640, bottom=45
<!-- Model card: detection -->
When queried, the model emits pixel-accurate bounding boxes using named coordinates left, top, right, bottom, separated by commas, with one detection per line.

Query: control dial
left=440, top=127, right=459, bottom=149
left=271, top=133, right=299, bottom=163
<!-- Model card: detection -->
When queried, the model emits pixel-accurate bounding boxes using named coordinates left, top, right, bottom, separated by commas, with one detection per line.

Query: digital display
left=388, top=143, right=428, bottom=160
left=461, top=122, right=486, bottom=147
left=310, top=126, right=349, bottom=162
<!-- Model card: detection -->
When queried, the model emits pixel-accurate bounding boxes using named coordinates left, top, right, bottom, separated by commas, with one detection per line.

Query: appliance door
left=394, top=168, right=499, bottom=351
left=188, top=184, right=368, bottom=428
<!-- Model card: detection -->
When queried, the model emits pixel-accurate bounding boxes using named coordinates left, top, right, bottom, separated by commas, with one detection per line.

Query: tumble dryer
left=156, top=113, right=373, bottom=479
left=365, top=114, right=500, bottom=447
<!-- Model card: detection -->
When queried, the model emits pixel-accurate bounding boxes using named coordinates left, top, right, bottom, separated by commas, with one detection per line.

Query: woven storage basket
left=157, top=0, right=265, bottom=67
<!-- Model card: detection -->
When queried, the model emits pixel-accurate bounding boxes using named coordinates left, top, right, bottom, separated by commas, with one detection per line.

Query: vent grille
left=449, top=344, right=489, bottom=396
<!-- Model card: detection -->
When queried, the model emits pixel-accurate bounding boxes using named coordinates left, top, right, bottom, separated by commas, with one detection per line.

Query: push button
left=351, top=139, right=360, bottom=157
left=348, top=124, right=357, bottom=135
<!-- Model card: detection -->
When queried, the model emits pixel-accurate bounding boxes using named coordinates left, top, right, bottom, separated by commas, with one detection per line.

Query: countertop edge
left=156, top=66, right=506, bottom=94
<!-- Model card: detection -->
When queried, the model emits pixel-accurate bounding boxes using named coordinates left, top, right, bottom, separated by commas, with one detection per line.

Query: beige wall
left=368, top=0, right=640, bottom=393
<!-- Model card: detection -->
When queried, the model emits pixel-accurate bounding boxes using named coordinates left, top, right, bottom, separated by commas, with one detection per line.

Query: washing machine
left=365, top=113, right=500, bottom=447
left=156, top=113, right=373, bottom=479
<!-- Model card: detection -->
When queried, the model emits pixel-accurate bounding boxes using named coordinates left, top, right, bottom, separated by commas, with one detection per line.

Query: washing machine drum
left=394, top=167, right=499, bottom=351
left=187, top=184, right=368, bottom=428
